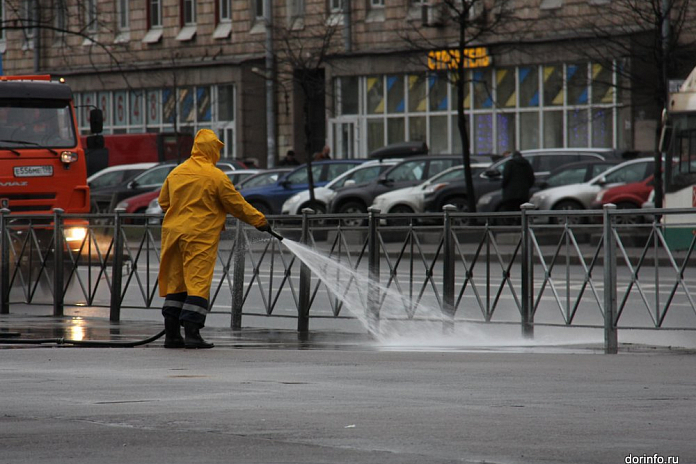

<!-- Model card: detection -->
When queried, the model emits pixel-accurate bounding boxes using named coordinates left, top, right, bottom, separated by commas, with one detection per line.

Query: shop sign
left=427, top=47, right=491, bottom=70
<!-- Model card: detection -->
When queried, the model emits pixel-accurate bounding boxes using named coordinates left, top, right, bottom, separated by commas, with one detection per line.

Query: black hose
left=268, top=229, right=284, bottom=241
left=0, top=329, right=165, bottom=347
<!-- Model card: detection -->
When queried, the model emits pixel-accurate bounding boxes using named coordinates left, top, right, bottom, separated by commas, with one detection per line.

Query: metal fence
left=1, top=205, right=695, bottom=353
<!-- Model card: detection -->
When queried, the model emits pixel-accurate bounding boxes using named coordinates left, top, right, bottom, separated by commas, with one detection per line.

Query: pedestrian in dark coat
left=501, top=151, right=535, bottom=211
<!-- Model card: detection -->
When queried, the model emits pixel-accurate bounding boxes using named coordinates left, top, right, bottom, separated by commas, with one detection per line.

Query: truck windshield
left=0, top=99, right=77, bottom=150
left=664, top=114, right=696, bottom=193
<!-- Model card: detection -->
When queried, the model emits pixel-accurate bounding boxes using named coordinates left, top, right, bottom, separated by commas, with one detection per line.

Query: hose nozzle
left=268, top=228, right=284, bottom=241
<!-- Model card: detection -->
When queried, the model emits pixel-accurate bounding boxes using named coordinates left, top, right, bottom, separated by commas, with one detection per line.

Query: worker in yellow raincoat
left=158, top=129, right=270, bottom=349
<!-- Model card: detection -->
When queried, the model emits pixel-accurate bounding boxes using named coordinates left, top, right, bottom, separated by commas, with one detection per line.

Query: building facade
left=1, top=0, right=694, bottom=166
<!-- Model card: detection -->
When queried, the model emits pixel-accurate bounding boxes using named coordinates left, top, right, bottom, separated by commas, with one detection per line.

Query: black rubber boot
left=163, top=317, right=185, bottom=349
left=184, top=322, right=214, bottom=349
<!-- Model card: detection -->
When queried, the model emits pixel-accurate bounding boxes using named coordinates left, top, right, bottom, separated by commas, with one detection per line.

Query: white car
left=529, top=157, right=655, bottom=223
left=87, top=162, right=158, bottom=190
left=371, top=163, right=490, bottom=219
left=281, top=160, right=399, bottom=215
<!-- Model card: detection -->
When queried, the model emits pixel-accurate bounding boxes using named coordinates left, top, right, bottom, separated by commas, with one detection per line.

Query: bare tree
left=562, top=0, right=696, bottom=208
left=269, top=8, right=343, bottom=207
left=401, top=0, right=518, bottom=214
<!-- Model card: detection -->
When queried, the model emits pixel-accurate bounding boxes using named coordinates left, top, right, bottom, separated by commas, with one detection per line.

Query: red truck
left=0, top=75, right=100, bottom=244
left=81, top=132, right=194, bottom=176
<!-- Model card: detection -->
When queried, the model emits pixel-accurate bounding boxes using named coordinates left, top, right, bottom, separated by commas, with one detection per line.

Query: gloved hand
left=256, top=223, right=271, bottom=233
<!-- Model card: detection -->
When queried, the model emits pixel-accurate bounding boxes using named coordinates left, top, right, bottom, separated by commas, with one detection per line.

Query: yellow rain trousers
left=158, top=129, right=267, bottom=325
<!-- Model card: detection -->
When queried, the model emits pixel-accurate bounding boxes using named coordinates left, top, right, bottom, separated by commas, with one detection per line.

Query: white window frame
left=0, top=0, right=5, bottom=50
left=329, top=0, right=343, bottom=13
left=85, top=0, right=98, bottom=34
left=182, top=0, right=197, bottom=25
left=214, top=0, right=233, bottom=39
left=117, top=0, right=130, bottom=31
left=219, top=0, right=232, bottom=21
left=254, top=0, right=265, bottom=20
left=143, top=0, right=163, bottom=43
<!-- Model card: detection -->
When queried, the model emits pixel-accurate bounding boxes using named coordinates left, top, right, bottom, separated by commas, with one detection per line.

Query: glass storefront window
left=429, top=74, right=448, bottom=112
left=409, top=116, right=426, bottom=144
left=387, top=75, right=404, bottom=113
left=543, top=110, right=563, bottom=147
left=339, top=77, right=359, bottom=115
left=592, top=108, right=613, bottom=147
left=130, top=91, right=144, bottom=126
left=387, top=117, right=405, bottom=144
left=430, top=115, right=448, bottom=154
left=519, top=112, right=539, bottom=150
left=218, top=85, right=235, bottom=121
left=367, top=118, right=384, bottom=152
left=367, top=77, right=385, bottom=115
left=592, top=63, right=614, bottom=104
left=473, top=69, right=493, bottom=109
left=179, top=87, right=195, bottom=123
left=496, top=113, right=515, bottom=155
left=567, top=63, right=588, bottom=106
left=163, top=88, right=176, bottom=124
left=519, top=66, right=539, bottom=108
left=197, top=87, right=212, bottom=122
left=496, top=68, right=516, bottom=108
left=543, top=65, right=564, bottom=107
left=451, top=70, right=470, bottom=111
left=473, top=113, right=493, bottom=153
left=568, top=108, right=589, bottom=147
left=408, top=74, right=426, bottom=113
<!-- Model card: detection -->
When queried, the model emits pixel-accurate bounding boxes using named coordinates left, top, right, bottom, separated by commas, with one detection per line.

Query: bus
left=660, top=66, right=696, bottom=250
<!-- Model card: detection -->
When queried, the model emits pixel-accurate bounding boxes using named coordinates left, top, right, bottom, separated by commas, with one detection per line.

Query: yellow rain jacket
left=158, top=129, right=268, bottom=298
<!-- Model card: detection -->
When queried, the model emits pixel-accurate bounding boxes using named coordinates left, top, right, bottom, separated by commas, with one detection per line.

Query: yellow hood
left=191, top=129, right=223, bottom=164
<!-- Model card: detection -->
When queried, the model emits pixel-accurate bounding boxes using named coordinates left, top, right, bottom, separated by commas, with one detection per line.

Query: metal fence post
left=368, top=207, right=381, bottom=335
left=52, top=208, right=65, bottom=317
left=231, top=219, right=246, bottom=330
left=0, top=208, right=10, bottom=315
left=110, top=208, right=125, bottom=322
left=520, top=203, right=535, bottom=338
left=298, top=208, right=314, bottom=333
left=603, top=204, right=618, bottom=354
left=442, top=205, right=456, bottom=333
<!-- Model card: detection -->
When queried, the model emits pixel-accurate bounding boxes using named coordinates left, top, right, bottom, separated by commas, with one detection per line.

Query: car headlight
left=65, top=226, right=87, bottom=242
left=148, top=198, right=159, bottom=209
left=60, top=151, right=78, bottom=164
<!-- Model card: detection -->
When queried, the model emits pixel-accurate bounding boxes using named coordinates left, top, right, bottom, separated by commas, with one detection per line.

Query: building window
left=117, top=0, right=129, bottom=31
left=177, top=0, right=197, bottom=41
left=149, top=0, right=162, bottom=27
left=214, top=0, right=233, bottom=38
left=85, top=0, right=98, bottom=34
left=329, top=0, right=342, bottom=13
left=182, top=0, right=196, bottom=25
left=371, top=0, right=384, bottom=7
left=332, top=61, right=620, bottom=156
left=254, top=0, right=265, bottom=19
left=143, top=0, right=163, bottom=43
left=219, top=0, right=231, bottom=20
left=288, top=0, right=304, bottom=23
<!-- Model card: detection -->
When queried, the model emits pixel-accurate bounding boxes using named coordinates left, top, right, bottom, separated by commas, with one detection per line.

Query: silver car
left=529, top=157, right=655, bottom=223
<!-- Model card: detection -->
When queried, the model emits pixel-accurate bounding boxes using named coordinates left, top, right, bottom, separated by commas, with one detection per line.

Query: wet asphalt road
left=1, top=308, right=695, bottom=464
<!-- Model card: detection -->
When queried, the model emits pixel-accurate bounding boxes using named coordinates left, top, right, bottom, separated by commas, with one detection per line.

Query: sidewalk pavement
left=1, top=305, right=695, bottom=464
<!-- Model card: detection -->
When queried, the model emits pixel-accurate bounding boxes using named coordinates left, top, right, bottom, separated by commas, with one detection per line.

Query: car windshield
left=330, top=165, right=386, bottom=189
left=0, top=99, right=76, bottom=149
left=239, top=171, right=282, bottom=188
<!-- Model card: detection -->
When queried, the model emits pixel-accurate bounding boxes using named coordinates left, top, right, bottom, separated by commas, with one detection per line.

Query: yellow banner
left=427, top=47, right=491, bottom=70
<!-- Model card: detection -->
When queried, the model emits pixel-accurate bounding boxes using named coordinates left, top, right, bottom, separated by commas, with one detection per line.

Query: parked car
left=238, top=160, right=365, bottom=215
left=476, top=160, right=619, bottom=213
left=329, top=155, right=464, bottom=225
left=423, top=148, right=622, bottom=214
left=235, top=168, right=292, bottom=190
left=590, top=175, right=655, bottom=224
left=91, top=161, right=242, bottom=213
left=371, top=163, right=491, bottom=223
left=87, top=162, right=157, bottom=190
left=282, top=160, right=399, bottom=215
left=528, top=157, right=655, bottom=223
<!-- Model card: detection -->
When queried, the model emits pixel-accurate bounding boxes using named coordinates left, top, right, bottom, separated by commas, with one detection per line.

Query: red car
left=592, top=175, right=654, bottom=223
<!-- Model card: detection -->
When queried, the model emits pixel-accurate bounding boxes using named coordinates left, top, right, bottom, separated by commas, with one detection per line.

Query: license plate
left=14, top=166, right=53, bottom=177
